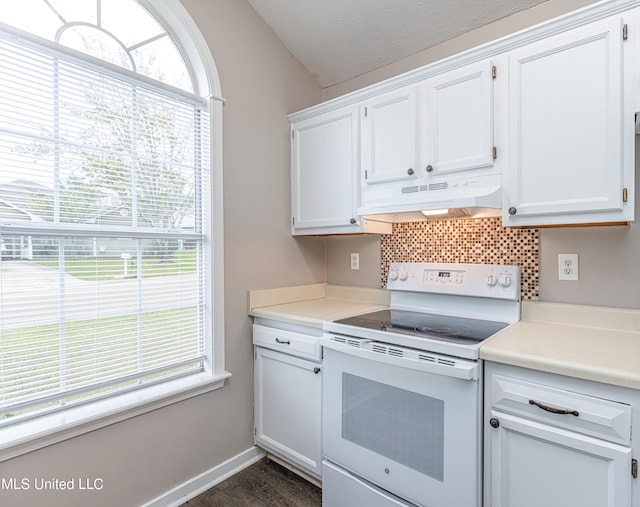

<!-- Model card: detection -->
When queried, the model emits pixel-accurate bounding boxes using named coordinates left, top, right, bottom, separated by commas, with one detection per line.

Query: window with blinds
left=0, top=24, right=211, bottom=424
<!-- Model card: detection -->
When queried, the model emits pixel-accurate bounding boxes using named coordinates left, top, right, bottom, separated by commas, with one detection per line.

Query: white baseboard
left=142, top=446, right=267, bottom=507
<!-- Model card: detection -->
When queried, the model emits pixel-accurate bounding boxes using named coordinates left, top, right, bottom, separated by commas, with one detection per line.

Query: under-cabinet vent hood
left=358, top=185, right=502, bottom=223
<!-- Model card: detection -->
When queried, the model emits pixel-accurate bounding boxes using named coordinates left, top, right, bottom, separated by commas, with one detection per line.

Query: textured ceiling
left=248, top=0, right=549, bottom=87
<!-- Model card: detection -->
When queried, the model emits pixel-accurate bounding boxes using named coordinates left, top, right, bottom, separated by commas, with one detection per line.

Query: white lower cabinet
left=485, top=362, right=639, bottom=507
left=253, top=323, right=322, bottom=479
left=489, top=412, right=631, bottom=507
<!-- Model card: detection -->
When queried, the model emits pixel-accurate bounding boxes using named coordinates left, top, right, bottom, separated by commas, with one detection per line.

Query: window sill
left=0, top=370, right=232, bottom=463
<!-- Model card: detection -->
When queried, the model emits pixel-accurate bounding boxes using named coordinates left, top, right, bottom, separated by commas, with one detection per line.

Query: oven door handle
left=321, top=337, right=478, bottom=381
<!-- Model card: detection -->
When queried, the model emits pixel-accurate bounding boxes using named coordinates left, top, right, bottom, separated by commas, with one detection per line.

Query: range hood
left=358, top=185, right=502, bottom=223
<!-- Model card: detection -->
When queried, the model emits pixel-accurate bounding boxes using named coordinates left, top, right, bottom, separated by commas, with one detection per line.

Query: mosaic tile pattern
left=380, top=217, right=539, bottom=299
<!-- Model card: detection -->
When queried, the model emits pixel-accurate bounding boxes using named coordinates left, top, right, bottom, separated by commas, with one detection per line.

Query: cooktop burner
left=334, top=309, right=509, bottom=345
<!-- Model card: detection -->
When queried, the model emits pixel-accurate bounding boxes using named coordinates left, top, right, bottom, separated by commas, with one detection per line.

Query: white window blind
left=0, top=27, right=210, bottom=424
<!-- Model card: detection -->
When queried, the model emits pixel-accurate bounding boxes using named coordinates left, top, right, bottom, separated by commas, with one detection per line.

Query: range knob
left=388, top=271, right=399, bottom=281
left=498, top=275, right=512, bottom=288
left=486, top=275, right=498, bottom=287
left=399, top=271, right=409, bottom=281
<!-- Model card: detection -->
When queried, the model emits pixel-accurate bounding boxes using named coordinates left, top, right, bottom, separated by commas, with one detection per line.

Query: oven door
left=322, top=337, right=482, bottom=507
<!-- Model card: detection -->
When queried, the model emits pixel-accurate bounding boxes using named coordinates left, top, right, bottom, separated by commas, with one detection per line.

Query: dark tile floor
left=181, top=457, right=322, bottom=507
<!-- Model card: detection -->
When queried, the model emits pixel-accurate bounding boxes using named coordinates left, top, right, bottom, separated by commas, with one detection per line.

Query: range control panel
left=386, top=262, right=520, bottom=300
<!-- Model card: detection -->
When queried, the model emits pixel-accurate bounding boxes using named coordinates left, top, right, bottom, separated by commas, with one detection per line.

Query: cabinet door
left=504, top=16, right=628, bottom=225
left=361, top=85, right=420, bottom=185
left=424, top=60, right=494, bottom=174
left=291, top=105, right=359, bottom=233
left=254, top=346, right=322, bottom=478
left=488, top=412, right=631, bottom=507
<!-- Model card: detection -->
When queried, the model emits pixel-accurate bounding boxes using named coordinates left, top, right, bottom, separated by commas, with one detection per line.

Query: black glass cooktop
left=334, top=309, right=508, bottom=345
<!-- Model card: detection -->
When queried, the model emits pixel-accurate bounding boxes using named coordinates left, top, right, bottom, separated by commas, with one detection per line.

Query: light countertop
left=248, top=285, right=640, bottom=390
left=248, top=283, right=390, bottom=329
left=481, top=301, right=640, bottom=390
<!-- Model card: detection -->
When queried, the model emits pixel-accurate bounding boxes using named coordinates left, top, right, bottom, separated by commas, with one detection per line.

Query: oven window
left=342, top=373, right=444, bottom=481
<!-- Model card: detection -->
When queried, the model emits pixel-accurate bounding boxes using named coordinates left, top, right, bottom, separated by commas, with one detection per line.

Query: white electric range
left=321, top=262, right=521, bottom=507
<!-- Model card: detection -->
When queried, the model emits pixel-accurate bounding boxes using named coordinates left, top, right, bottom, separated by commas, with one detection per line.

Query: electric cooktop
left=333, top=309, right=509, bottom=346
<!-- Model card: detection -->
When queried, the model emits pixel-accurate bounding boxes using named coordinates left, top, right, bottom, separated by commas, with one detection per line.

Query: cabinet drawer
left=253, top=324, right=321, bottom=361
left=490, top=374, right=631, bottom=445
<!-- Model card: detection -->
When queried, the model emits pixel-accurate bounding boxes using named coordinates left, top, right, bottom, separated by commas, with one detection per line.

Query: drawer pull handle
left=275, top=338, right=290, bottom=345
left=529, top=399, right=579, bottom=417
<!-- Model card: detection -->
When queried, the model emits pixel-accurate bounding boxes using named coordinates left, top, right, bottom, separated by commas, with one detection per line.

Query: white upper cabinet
left=503, top=14, right=635, bottom=226
left=290, top=104, right=390, bottom=235
left=361, top=84, right=421, bottom=185
left=359, top=61, right=499, bottom=214
left=424, top=60, right=495, bottom=175
left=289, top=1, right=637, bottom=234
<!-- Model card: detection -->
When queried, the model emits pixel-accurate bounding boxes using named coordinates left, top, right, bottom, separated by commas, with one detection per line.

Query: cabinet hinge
left=623, top=24, right=628, bottom=40
left=364, top=106, right=368, bottom=117
left=492, top=65, right=497, bottom=79
left=632, top=458, right=637, bottom=478
left=492, top=146, right=497, bottom=160
left=292, top=216, right=295, bottom=226
left=365, top=170, right=368, bottom=180
left=623, top=187, right=628, bottom=203
left=292, top=130, right=294, bottom=139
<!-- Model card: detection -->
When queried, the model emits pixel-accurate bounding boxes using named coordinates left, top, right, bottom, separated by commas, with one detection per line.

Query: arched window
left=0, top=0, right=225, bottom=453
left=2, top=0, right=193, bottom=90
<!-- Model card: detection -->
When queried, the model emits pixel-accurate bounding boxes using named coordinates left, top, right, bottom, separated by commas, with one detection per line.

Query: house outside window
left=0, top=0, right=226, bottom=458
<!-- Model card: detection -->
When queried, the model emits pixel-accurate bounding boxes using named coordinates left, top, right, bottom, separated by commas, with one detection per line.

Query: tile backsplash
left=380, top=217, right=539, bottom=300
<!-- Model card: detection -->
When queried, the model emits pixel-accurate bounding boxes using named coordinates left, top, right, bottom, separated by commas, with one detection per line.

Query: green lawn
left=1, top=250, right=200, bottom=420
left=33, top=249, right=197, bottom=281
left=1, top=307, right=199, bottom=419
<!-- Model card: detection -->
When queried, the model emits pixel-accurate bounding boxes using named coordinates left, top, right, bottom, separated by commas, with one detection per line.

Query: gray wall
left=0, top=1, right=324, bottom=506
left=2, top=0, right=638, bottom=506
left=325, top=0, right=640, bottom=310
left=539, top=139, right=640, bottom=309
left=326, top=235, right=382, bottom=288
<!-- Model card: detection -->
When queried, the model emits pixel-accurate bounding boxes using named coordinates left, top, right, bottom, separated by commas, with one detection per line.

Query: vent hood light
left=420, top=208, right=470, bottom=220
left=420, top=209, right=451, bottom=217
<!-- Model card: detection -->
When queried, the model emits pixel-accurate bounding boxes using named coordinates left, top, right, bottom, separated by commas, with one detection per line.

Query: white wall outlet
left=558, top=253, right=579, bottom=281
left=350, top=252, right=359, bottom=270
